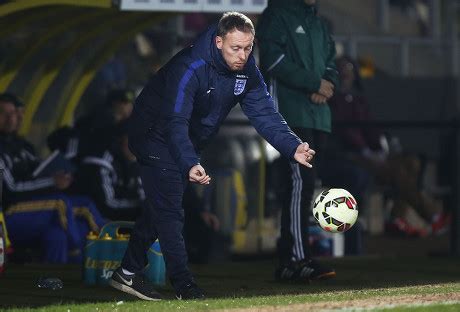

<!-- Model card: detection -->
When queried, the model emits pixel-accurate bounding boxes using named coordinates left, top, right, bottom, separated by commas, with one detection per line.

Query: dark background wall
left=362, top=77, right=458, bottom=159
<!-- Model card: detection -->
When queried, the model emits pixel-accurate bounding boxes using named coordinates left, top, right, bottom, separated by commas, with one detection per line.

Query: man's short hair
left=105, top=89, right=134, bottom=107
left=217, top=12, right=255, bottom=37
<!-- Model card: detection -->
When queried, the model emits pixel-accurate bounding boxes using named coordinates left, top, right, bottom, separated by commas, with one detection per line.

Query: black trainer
left=275, top=258, right=336, bottom=282
left=109, top=267, right=162, bottom=301
left=176, top=282, right=205, bottom=300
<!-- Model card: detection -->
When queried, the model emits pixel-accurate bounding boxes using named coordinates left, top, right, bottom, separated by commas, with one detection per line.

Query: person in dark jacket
left=47, top=89, right=134, bottom=162
left=0, top=93, right=104, bottom=263
left=256, top=0, right=339, bottom=281
left=110, top=12, right=316, bottom=301
left=77, top=122, right=145, bottom=221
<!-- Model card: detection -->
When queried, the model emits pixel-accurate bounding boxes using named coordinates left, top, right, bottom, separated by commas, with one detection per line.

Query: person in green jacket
left=257, top=0, right=339, bottom=281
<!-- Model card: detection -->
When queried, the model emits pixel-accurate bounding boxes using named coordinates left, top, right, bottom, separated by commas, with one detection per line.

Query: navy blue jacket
left=128, top=25, right=302, bottom=177
left=0, top=134, right=56, bottom=206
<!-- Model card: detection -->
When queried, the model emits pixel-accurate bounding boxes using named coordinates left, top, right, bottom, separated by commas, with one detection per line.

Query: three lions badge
left=234, top=74, right=247, bottom=95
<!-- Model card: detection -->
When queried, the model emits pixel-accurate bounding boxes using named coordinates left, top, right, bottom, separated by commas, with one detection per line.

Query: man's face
left=216, top=29, right=254, bottom=72
left=0, top=101, right=18, bottom=134
left=113, top=101, right=133, bottom=122
left=304, top=0, right=316, bottom=5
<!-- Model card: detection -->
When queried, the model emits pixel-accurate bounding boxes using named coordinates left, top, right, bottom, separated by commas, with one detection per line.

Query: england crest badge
left=234, top=78, right=247, bottom=95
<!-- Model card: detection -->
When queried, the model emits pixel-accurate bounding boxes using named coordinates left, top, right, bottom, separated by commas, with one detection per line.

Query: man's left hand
left=311, top=93, right=328, bottom=104
left=318, top=79, right=334, bottom=99
left=189, top=164, right=211, bottom=184
left=294, top=143, right=316, bottom=168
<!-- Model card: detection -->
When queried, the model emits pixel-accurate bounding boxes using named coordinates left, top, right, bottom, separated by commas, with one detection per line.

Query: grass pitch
left=0, top=256, right=459, bottom=311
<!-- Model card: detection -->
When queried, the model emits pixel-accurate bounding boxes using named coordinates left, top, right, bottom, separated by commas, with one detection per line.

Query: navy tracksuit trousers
left=121, top=164, right=193, bottom=290
left=278, top=128, right=327, bottom=264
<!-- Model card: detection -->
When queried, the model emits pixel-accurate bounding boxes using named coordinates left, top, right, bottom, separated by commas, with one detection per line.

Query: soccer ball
left=312, top=188, right=358, bottom=233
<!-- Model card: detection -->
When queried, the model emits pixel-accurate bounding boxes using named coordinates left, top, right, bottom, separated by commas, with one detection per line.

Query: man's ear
left=215, top=36, right=223, bottom=49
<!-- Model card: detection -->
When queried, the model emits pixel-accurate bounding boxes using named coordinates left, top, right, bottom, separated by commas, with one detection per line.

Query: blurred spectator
left=0, top=93, right=104, bottom=263
left=47, top=89, right=134, bottom=162
left=0, top=93, right=63, bottom=206
left=104, top=89, right=134, bottom=124
left=257, top=0, right=339, bottom=281
left=327, top=56, right=449, bottom=237
left=48, top=89, right=138, bottom=221
left=75, top=121, right=144, bottom=221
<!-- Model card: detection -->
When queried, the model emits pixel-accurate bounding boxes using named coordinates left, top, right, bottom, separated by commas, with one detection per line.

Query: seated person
left=0, top=93, right=104, bottom=263
left=75, top=122, right=144, bottom=221
left=47, top=89, right=134, bottom=163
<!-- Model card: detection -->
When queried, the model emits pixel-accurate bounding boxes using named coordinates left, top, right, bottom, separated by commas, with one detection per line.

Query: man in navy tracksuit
left=110, top=12, right=316, bottom=301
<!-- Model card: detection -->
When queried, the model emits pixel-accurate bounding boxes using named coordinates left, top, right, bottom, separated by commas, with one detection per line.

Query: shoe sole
left=312, top=271, right=336, bottom=280
left=109, top=279, right=162, bottom=301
